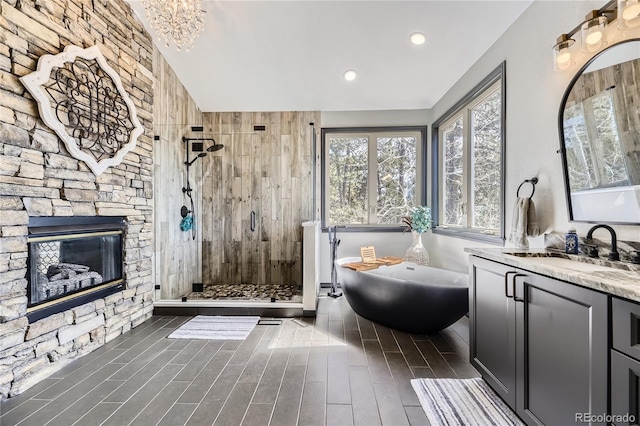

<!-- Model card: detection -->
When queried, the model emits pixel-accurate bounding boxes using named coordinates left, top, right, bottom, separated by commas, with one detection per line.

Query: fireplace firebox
left=27, top=217, right=126, bottom=321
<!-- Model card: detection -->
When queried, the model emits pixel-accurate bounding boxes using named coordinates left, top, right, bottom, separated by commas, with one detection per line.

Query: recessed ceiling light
left=410, top=32, right=427, bottom=45
left=343, top=69, right=357, bottom=81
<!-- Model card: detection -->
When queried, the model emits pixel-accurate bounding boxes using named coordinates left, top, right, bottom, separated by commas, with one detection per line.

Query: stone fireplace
left=0, top=0, right=202, bottom=400
left=0, top=0, right=156, bottom=399
left=27, top=217, right=126, bottom=322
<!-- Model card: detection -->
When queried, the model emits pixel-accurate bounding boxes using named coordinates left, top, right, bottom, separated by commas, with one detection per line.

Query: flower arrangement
left=402, top=206, right=432, bottom=233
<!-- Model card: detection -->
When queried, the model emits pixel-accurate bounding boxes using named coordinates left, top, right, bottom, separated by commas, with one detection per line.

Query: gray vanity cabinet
left=611, top=351, right=640, bottom=426
left=611, top=298, right=640, bottom=425
left=469, top=257, right=517, bottom=407
left=513, top=272, right=608, bottom=426
left=469, top=256, right=609, bottom=426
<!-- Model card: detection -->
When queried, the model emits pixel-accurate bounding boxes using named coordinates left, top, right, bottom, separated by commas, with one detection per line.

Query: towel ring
left=517, top=177, right=538, bottom=199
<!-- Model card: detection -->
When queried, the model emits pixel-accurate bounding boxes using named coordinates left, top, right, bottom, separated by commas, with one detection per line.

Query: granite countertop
left=465, top=247, right=640, bottom=303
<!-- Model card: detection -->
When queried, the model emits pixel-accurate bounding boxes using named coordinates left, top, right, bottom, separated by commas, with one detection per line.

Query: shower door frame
left=201, top=112, right=317, bottom=291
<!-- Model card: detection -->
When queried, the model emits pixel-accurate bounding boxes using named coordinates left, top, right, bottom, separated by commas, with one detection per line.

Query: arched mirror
left=559, top=39, right=640, bottom=224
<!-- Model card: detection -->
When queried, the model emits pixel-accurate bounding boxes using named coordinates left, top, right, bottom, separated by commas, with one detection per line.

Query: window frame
left=431, top=62, right=506, bottom=244
left=321, top=125, right=427, bottom=232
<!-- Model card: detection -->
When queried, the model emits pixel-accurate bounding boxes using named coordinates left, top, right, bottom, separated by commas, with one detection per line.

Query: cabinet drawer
left=611, top=350, right=640, bottom=426
left=613, top=298, right=640, bottom=360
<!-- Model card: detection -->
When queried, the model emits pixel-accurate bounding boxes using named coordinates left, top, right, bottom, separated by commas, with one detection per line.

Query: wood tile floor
left=0, top=296, right=479, bottom=426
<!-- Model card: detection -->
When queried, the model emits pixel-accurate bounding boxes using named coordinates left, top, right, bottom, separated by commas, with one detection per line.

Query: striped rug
left=411, top=378, right=524, bottom=426
left=167, top=315, right=260, bottom=340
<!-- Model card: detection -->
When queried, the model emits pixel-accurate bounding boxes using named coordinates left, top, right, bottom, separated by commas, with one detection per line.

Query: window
left=321, top=126, right=426, bottom=229
left=432, top=62, right=506, bottom=243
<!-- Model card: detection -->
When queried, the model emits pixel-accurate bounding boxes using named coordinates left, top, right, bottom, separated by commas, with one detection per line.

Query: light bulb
left=410, top=32, right=426, bottom=45
left=343, top=70, right=357, bottom=81
left=556, top=49, right=572, bottom=68
left=623, top=3, right=640, bottom=20
left=585, top=29, right=603, bottom=45
left=553, top=34, right=575, bottom=71
left=557, top=49, right=571, bottom=64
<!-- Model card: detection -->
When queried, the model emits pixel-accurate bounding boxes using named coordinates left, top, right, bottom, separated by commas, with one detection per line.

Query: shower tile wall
left=201, top=112, right=320, bottom=287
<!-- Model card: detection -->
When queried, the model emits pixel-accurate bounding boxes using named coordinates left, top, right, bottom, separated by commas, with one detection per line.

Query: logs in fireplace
left=37, top=263, right=103, bottom=300
left=27, top=217, right=125, bottom=321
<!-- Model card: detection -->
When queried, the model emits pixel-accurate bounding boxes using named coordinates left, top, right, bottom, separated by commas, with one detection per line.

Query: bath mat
left=167, top=315, right=260, bottom=340
left=411, top=378, right=524, bottom=426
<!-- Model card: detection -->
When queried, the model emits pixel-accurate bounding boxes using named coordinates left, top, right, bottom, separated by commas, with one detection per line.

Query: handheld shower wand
left=185, top=153, right=207, bottom=166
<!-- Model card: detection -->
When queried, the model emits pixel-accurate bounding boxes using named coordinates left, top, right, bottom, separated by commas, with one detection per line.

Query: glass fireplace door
left=28, top=231, right=123, bottom=306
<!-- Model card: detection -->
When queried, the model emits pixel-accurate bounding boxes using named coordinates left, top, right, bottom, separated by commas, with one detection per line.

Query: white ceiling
left=127, top=1, right=533, bottom=112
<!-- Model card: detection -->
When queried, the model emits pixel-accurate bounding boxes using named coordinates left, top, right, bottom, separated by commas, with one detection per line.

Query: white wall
left=318, top=1, right=640, bottom=281
left=322, top=109, right=431, bottom=128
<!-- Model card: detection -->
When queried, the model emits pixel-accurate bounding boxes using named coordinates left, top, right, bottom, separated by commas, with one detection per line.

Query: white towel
left=527, top=199, right=540, bottom=238
left=508, top=197, right=532, bottom=248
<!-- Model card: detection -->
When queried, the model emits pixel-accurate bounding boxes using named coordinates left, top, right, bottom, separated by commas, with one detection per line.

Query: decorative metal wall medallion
left=20, top=45, right=144, bottom=176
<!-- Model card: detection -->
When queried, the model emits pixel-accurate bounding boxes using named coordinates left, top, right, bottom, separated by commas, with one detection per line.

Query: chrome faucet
left=586, top=224, right=619, bottom=261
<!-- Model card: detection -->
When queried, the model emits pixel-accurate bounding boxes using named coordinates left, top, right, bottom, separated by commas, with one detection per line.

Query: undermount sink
left=502, top=250, right=635, bottom=272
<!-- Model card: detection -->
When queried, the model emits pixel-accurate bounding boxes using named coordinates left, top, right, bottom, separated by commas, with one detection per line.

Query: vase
left=405, top=231, right=430, bottom=265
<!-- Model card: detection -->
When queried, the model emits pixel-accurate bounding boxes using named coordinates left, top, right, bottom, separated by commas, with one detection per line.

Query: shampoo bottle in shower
left=565, top=228, right=579, bottom=254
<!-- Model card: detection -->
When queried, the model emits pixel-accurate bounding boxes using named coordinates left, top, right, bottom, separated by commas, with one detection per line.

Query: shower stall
left=153, top=112, right=320, bottom=313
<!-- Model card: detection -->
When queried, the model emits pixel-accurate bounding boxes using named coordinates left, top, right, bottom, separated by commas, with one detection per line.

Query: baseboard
left=154, top=305, right=303, bottom=317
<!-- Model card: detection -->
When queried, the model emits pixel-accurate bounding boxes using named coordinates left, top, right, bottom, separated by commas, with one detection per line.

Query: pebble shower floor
left=184, top=284, right=303, bottom=302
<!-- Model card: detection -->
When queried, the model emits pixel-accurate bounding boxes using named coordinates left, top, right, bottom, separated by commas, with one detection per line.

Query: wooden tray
left=341, top=262, right=381, bottom=271
left=341, top=256, right=404, bottom=271
left=378, top=256, right=404, bottom=266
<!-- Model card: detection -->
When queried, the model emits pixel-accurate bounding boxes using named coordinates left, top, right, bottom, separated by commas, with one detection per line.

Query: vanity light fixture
left=410, top=32, right=427, bottom=45
left=553, top=0, right=621, bottom=71
left=344, top=69, right=357, bottom=81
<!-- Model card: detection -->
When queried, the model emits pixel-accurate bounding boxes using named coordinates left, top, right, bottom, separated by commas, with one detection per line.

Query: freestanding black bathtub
left=335, top=257, right=469, bottom=334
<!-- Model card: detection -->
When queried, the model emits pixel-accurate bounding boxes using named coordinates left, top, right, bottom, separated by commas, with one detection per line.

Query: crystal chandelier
left=141, top=0, right=206, bottom=51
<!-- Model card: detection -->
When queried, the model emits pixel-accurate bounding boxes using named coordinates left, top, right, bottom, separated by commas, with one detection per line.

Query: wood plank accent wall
left=201, top=112, right=320, bottom=287
left=152, top=47, right=203, bottom=299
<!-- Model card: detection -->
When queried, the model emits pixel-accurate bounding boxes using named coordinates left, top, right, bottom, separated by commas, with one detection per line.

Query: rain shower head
left=183, top=137, right=224, bottom=153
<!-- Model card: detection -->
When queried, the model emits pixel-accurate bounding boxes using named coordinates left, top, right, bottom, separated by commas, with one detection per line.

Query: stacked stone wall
left=0, top=0, right=154, bottom=398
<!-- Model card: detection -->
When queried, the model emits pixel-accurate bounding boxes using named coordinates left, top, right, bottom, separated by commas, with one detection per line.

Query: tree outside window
left=322, top=127, right=425, bottom=229
left=563, top=90, right=629, bottom=191
left=432, top=63, right=506, bottom=243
